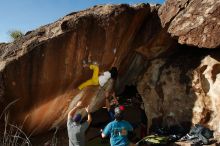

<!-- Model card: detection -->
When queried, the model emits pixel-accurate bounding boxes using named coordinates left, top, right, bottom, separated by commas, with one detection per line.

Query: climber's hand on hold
left=76, top=101, right=82, bottom=108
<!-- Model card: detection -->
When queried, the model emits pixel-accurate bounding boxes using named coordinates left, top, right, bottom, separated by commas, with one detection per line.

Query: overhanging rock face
left=159, top=0, right=220, bottom=48
left=0, top=4, right=173, bottom=135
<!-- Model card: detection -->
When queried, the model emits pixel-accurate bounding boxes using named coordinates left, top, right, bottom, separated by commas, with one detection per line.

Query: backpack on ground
left=183, top=124, right=213, bottom=145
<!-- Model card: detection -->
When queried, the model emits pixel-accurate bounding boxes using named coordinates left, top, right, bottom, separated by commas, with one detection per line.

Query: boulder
left=159, top=0, right=220, bottom=48
left=0, top=4, right=171, bottom=135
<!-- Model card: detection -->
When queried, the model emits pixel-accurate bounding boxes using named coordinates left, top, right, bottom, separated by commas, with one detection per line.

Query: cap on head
left=73, top=114, right=82, bottom=123
left=119, top=105, right=125, bottom=111
left=114, top=106, right=124, bottom=121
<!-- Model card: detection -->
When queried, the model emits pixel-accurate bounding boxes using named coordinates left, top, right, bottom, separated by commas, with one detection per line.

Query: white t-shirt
left=99, top=71, right=111, bottom=87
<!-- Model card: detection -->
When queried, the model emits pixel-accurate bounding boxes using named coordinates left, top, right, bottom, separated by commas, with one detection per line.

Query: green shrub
left=9, top=30, right=24, bottom=41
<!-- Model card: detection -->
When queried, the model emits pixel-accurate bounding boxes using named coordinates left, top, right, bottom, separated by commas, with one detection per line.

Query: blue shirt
left=103, top=120, right=133, bottom=146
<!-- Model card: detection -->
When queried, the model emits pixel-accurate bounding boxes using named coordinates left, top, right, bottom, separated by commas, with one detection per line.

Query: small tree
left=9, top=30, right=24, bottom=41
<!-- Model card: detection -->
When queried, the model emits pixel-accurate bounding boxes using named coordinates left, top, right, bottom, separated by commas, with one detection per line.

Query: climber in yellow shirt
left=78, top=64, right=118, bottom=90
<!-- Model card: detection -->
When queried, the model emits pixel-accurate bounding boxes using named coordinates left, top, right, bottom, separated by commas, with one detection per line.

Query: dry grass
left=51, top=127, right=59, bottom=146
left=0, top=99, right=32, bottom=146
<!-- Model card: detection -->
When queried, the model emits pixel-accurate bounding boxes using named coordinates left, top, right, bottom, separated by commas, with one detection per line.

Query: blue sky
left=0, top=0, right=164, bottom=42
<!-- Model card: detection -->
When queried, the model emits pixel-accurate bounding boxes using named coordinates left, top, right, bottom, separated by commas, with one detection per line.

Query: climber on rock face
left=78, top=64, right=118, bottom=90
left=67, top=101, right=92, bottom=146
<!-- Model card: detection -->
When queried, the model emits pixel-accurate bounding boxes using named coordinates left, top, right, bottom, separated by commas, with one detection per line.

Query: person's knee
left=91, top=76, right=99, bottom=84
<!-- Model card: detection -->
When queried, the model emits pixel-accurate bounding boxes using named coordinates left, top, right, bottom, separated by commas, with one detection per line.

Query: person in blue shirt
left=101, top=106, right=134, bottom=146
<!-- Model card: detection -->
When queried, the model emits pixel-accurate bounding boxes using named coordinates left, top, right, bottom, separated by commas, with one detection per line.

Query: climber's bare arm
left=85, top=106, right=92, bottom=125
left=68, top=101, right=82, bottom=119
left=105, top=92, right=110, bottom=110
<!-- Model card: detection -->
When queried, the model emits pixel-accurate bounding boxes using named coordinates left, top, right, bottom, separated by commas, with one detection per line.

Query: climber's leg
left=90, top=64, right=99, bottom=84
left=78, top=64, right=99, bottom=90
left=78, top=79, right=94, bottom=90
